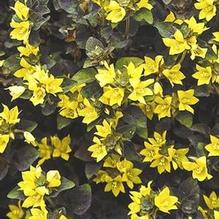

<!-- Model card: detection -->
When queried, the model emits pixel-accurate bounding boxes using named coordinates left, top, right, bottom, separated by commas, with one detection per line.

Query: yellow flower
left=17, top=43, right=39, bottom=57
left=163, top=30, right=190, bottom=55
left=105, top=1, right=126, bottom=23
left=103, top=154, right=121, bottom=168
left=146, top=131, right=167, bottom=148
left=154, top=96, right=172, bottom=119
left=150, top=147, right=175, bottom=174
left=0, top=105, right=20, bottom=125
left=172, top=148, right=189, bottom=170
left=94, top=170, right=111, bottom=183
left=96, top=61, right=116, bottom=87
left=43, top=74, right=63, bottom=95
left=126, top=61, right=144, bottom=79
left=205, top=135, right=219, bottom=156
left=0, top=134, right=10, bottom=153
left=95, top=119, right=112, bottom=138
left=162, top=64, right=185, bottom=86
left=58, top=94, right=80, bottom=119
left=36, top=137, right=53, bottom=165
left=153, top=81, right=163, bottom=96
left=77, top=98, right=99, bottom=124
left=29, top=84, right=46, bottom=106
left=15, top=57, right=35, bottom=79
left=117, top=160, right=142, bottom=189
left=185, top=16, right=207, bottom=35
left=136, top=0, right=153, bottom=10
left=177, top=89, right=199, bottom=114
left=12, top=1, right=29, bottom=21
left=46, top=170, right=61, bottom=188
left=59, top=215, right=68, bottom=219
left=138, top=102, right=155, bottom=120
left=190, top=44, right=207, bottom=60
left=51, top=135, right=72, bottom=161
left=104, top=175, right=125, bottom=196
left=24, top=131, right=37, bottom=146
left=99, top=86, right=124, bottom=106
left=128, top=78, right=154, bottom=103
left=192, top=65, right=212, bottom=85
left=10, top=20, right=30, bottom=42
left=215, top=211, right=219, bottom=218
left=140, top=131, right=165, bottom=163
left=7, top=85, right=26, bottom=101
left=198, top=206, right=208, bottom=219
left=88, top=136, right=107, bottom=162
left=155, top=187, right=178, bottom=213
left=29, top=208, right=48, bottom=219
left=203, top=191, right=219, bottom=209
left=140, top=144, right=160, bottom=162
left=128, top=182, right=153, bottom=218
left=143, top=55, right=164, bottom=76
left=0, top=60, right=4, bottom=67
left=195, top=0, right=216, bottom=21
left=18, top=166, right=42, bottom=196
left=182, top=156, right=212, bottom=181
left=213, top=32, right=219, bottom=42
left=22, top=186, right=48, bottom=208
left=6, top=202, right=24, bottom=219
left=164, top=11, right=183, bottom=24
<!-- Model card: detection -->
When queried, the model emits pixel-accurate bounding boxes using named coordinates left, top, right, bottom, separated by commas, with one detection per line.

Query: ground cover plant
left=1, top=0, right=219, bottom=218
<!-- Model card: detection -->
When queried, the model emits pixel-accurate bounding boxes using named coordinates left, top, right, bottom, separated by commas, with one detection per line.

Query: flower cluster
left=58, top=84, right=99, bottom=124
left=2, top=0, right=219, bottom=218
left=94, top=154, right=142, bottom=196
left=128, top=181, right=178, bottom=218
left=92, top=0, right=153, bottom=23
left=33, top=135, right=72, bottom=165
left=14, top=166, right=62, bottom=218
left=9, top=1, right=63, bottom=106
left=0, top=105, right=20, bottom=153
left=140, top=131, right=189, bottom=173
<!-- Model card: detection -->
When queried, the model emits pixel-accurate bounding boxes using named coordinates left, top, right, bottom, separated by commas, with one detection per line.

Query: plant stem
left=178, top=51, right=187, bottom=64
left=125, top=16, right=130, bottom=39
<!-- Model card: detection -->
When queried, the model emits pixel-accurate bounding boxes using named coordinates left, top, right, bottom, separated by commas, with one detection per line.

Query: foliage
left=1, top=0, right=219, bottom=218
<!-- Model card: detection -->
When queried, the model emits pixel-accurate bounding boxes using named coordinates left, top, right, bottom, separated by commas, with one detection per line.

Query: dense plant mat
left=1, top=0, right=219, bottom=218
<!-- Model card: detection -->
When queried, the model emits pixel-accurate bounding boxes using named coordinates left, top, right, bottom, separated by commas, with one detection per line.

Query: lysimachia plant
left=1, top=0, right=219, bottom=218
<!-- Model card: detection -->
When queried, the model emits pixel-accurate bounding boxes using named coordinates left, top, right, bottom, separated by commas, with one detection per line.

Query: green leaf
left=136, top=126, right=148, bottom=139
left=117, top=124, right=136, bottom=140
left=55, top=0, right=77, bottom=13
left=18, top=119, right=38, bottom=132
left=134, top=9, right=153, bottom=24
left=85, top=37, right=104, bottom=60
left=13, top=145, right=39, bottom=171
left=74, top=144, right=93, bottom=162
left=195, top=85, right=210, bottom=97
left=85, top=163, right=101, bottom=179
left=57, top=115, right=72, bottom=130
left=7, top=186, right=25, bottom=200
left=50, top=177, right=75, bottom=198
left=19, top=89, right=32, bottom=100
left=2, top=54, right=20, bottom=75
left=0, top=157, right=8, bottom=180
left=176, top=111, right=193, bottom=128
left=72, top=68, right=97, bottom=84
left=116, top=57, right=144, bottom=71
left=62, top=78, right=76, bottom=93
left=123, top=106, right=148, bottom=139
left=178, top=178, right=200, bottom=215
left=154, top=21, right=177, bottom=37
left=58, top=184, right=92, bottom=216
left=41, top=102, right=56, bottom=116
left=124, top=142, right=141, bottom=162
